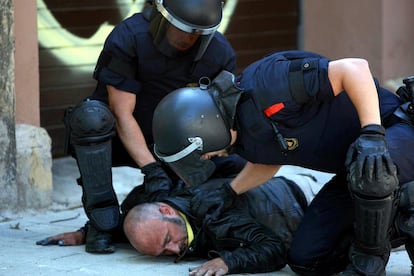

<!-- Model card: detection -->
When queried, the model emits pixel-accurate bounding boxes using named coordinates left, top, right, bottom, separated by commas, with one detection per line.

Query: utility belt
left=393, top=76, right=414, bottom=126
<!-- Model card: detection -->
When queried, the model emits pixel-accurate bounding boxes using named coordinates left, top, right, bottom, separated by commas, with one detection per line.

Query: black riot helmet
left=152, top=71, right=242, bottom=186
left=149, top=0, right=223, bottom=60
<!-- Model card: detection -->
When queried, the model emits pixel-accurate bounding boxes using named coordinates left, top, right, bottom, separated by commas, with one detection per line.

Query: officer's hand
left=190, top=182, right=237, bottom=221
left=345, top=124, right=398, bottom=194
left=141, top=162, right=173, bottom=194
left=189, top=258, right=229, bottom=276
left=36, top=230, right=85, bottom=246
left=121, top=162, right=173, bottom=213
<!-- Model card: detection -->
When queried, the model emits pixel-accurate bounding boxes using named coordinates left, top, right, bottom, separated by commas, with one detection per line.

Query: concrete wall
left=303, top=0, right=414, bottom=86
left=382, top=0, right=414, bottom=83
left=14, top=0, right=40, bottom=125
left=0, top=0, right=51, bottom=213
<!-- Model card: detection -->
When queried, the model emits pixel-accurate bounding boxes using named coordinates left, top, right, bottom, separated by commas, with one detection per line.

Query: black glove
left=190, top=181, right=237, bottom=222
left=345, top=124, right=398, bottom=196
left=141, top=161, right=173, bottom=194
left=121, top=162, right=173, bottom=213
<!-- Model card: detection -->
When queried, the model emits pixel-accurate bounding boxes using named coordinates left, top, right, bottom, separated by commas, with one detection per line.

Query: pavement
left=0, top=157, right=411, bottom=275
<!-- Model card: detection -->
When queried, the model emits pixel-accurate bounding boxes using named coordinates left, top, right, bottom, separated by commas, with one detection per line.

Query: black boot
left=339, top=247, right=387, bottom=276
left=85, top=222, right=115, bottom=254
left=405, top=240, right=414, bottom=276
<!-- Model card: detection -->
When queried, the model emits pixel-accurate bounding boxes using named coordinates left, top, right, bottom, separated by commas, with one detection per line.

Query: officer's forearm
left=230, top=162, right=281, bottom=194
left=107, top=85, right=156, bottom=167
left=116, top=116, right=156, bottom=167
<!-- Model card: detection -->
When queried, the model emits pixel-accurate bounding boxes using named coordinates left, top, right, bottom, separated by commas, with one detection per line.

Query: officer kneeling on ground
left=62, top=0, right=246, bottom=254
left=150, top=51, right=414, bottom=276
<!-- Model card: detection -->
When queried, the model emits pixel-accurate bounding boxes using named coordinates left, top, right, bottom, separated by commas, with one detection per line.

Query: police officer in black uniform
left=151, top=51, right=414, bottom=275
left=63, top=0, right=245, bottom=254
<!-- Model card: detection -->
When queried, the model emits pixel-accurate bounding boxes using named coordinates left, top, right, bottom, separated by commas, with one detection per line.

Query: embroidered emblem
left=284, top=138, right=299, bottom=150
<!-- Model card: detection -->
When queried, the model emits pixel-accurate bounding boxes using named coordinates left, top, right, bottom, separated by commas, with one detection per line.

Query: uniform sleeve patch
left=263, top=102, right=285, bottom=117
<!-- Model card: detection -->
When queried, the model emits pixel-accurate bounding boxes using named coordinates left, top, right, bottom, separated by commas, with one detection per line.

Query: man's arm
left=36, top=226, right=86, bottom=246
left=197, top=209, right=287, bottom=274
left=107, top=85, right=155, bottom=167
left=191, top=162, right=280, bottom=219
left=189, top=258, right=228, bottom=276
left=229, top=162, right=281, bottom=194
left=328, top=58, right=381, bottom=127
left=328, top=58, right=398, bottom=191
left=108, top=85, right=174, bottom=211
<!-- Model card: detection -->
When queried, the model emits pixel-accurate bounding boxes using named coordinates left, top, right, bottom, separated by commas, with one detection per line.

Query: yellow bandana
left=178, top=211, right=194, bottom=245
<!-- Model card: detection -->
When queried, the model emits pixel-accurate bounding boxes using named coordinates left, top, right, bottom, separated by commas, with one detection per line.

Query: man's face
left=165, top=24, right=200, bottom=52
left=134, top=211, right=188, bottom=256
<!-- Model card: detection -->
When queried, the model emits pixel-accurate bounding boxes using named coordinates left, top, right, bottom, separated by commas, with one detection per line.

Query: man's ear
left=159, top=203, right=177, bottom=215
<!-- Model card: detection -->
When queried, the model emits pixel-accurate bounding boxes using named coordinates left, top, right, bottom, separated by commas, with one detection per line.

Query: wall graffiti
left=38, top=0, right=299, bottom=156
left=37, top=0, right=238, bottom=72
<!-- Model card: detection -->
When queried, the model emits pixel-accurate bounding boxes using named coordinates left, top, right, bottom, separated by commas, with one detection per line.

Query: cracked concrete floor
left=0, top=157, right=411, bottom=275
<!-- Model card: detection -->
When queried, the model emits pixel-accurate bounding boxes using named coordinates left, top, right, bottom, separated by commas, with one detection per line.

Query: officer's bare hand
left=189, top=258, right=229, bottom=276
left=36, top=231, right=85, bottom=246
left=201, top=149, right=228, bottom=160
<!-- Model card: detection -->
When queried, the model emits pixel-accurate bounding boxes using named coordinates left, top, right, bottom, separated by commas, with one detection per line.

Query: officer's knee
left=288, top=255, right=347, bottom=276
left=288, top=234, right=351, bottom=276
left=288, top=250, right=317, bottom=276
left=288, top=261, right=317, bottom=276
left=68, top=99, right=115, bottom=145
left=399, top=180, right=414, bottom=213
left=397, top=180, right=414, bottom=239
left=349, top=173, right=398, bottom=200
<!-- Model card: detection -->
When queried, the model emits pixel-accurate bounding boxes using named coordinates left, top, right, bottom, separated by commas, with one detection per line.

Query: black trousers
left=288, top=122, right=414, bottom=275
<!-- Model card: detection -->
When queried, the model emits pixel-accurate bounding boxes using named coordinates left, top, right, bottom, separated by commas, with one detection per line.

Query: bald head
left=123, top=202, right=188, bottom=256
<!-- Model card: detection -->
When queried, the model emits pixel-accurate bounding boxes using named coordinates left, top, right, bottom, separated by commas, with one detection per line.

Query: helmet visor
left=155, top=0, right=220, bottom=35
left=167, top=152, right=216, bottom=187
left=152, top=0, right=220, bottom=60
left=153, top=16, right=214, bottom=59
left=154, top=138, right=216, bottom=187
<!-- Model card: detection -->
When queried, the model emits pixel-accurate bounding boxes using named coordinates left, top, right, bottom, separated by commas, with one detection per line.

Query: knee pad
left=396, top=180, right=414, bottom=240
left=69, top=99, right=115, bottom=145
left=349, top=168, right=398, bottom=200
left=349, top=171, right=399, bottom=255
left=349, top=172, right=398, bottom=255
left=66, top=99, right=119, bottom=231
left=399, top=180, right=414, bottom=213
left=352, top=194, right=397, bottom=255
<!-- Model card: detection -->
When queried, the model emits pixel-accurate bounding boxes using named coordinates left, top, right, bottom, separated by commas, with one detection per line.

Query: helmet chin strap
left=154, top=137, right=203, bottom=163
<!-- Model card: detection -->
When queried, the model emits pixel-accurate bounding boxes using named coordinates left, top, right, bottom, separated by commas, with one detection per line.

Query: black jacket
left=121, top=176, right=307, bottom=274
